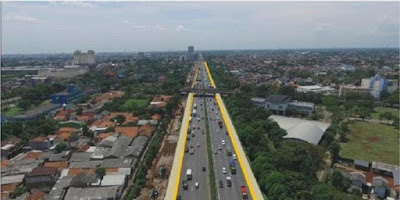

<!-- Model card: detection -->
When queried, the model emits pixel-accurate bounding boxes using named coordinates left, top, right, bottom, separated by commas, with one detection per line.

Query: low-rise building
left=63, top=186, right=118, bottom=200
left=1, top=136, right=23, bottom=159
left=288, top=101, right=315, bottom=115
left=264, top=95, right=292, bottom=115
left=29, top=136, right=51, bottom=150
left=296, top=85, right=335, bottom=94
left=25, top=166, right=58, bottom=189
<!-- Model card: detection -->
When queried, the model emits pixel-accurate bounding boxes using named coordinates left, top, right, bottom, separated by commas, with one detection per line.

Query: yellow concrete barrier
left=204, top=61, right=216, bottom=88
left=215, top=93, right=264, bottom=200
left=192, top=62, right=199, bottom=88
left=165, top=93, right=194, bottom=200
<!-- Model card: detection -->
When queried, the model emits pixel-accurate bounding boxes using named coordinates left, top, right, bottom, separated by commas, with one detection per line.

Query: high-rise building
left=73, top=50, right=95, bottom=65
left=361, top=74, right=398, bottom=99
left=188, top=46, right=194, bottom=60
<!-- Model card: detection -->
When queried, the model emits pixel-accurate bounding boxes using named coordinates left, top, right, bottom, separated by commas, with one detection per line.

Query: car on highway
left=219, top=180, right=224, bottom=188
left=192, top=133, right=195, bottom=137
left=214, top=149, right=218, bottom=154
left=202, top=166, right=206, bottom=171
left=226, top=177, right=232, bottom=187
left=182, top=180, right=188, bottom=190
left=195, top=182, right=199, bottom=189
left=185, top=146, right=189, bottom=153
left=218, top=145, right=222, bottom=150
left=233, top=154, right=237, bottom=160
left=222, top=140, right=226, bottom=146
left=222, top=167, right=227, bottom=174
left=197, top=143, right=200, bottom=147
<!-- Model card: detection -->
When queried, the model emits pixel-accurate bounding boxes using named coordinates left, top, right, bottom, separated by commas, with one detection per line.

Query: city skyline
left=2, top=1, right=399, bottom=54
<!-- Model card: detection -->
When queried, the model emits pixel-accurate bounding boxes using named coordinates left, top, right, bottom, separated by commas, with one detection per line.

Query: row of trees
left=208, top=61, right=359, bottom=199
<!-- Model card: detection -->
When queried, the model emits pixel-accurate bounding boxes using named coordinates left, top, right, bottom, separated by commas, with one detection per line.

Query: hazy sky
left=2, top=1, right=399, bottom=54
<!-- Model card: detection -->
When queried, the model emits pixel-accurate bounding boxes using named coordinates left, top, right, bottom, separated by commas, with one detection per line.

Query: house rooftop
left=27, top=166, right=58, bottom=177
left=64, top=186, right=118, bottom=200
left=265, top=94, right=291, bottom=104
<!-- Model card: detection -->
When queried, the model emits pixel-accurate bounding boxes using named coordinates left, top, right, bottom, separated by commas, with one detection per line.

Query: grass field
left=4, top=107, right=22, bottom=117
left=371, top=107, right=399, bottom=120
left=340, top=121, right=399, bottom=165
left=124, top=99, right=150, bottom=108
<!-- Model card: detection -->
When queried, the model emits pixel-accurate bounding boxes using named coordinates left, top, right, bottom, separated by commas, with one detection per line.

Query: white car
left=222, top=140, right=226, bottom=146
left=233, top=154, right=237, bottom=160
left=195, top=182, right=199, bottom=189
left=222, top=167, right=227, bottom=174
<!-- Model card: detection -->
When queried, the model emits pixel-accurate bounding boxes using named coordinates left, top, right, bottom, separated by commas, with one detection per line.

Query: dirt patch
left=367, top=136, right=380, bottom=142
left=136, top=107, right=182, bottom=200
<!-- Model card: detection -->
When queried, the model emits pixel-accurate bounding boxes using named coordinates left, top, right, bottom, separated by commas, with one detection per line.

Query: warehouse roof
left=265, top=95, right=291, bottom=104
left=64, top=186, right=118, bottom=200
left=269, top=115, right=330, bottom=145
left=1, top=174, right=25, bottom=185
left=101, top=174, right=126, bottom=186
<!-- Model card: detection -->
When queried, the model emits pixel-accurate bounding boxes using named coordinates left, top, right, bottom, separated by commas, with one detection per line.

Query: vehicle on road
left=189, top=146, right=195, bottom=154
left=218, top=145, right=222, bottom=150
left=186, top=169, right=192, bottom=180
left=226, top=177, right=232, bottom=187
left=233, top=154, right=237, bottom=160
left=226, top=146, right=232, bottom=156
left=219, top=180, right=224, bottom=188
left=195, top=182, right=199, bottom=189
left=192, top=133, right=195, bottom=137
left=214, top=149, right=218, bottom=154
left=222, top=140, right=226, bottom=146
left=182, top=180, right=188, bottom=190
left=226, top=131, right=228, bottom=135
left=185, top=146, right=189, bottom=153
left=240, top=186, right=248, bottom=199
left=197, top=143, right=200, bottom=147
left=197, top=117, right=200, bottom=121
left=202, top=166, right=206, bottom=171
left=222, top=167, right=227, bottom=174
left=187, top=136, right=190, bottom=141
left=230, top=160, right=237, bottom=174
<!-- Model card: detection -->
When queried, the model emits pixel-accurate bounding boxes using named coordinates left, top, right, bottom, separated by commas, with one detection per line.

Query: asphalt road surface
left=177, top=60, right=250, bottom=200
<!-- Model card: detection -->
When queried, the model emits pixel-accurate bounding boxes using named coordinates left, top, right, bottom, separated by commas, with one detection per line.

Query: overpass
left=179, top=88, right=236, bottom=97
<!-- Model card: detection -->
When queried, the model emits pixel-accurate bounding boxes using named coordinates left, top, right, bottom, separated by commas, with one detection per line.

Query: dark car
left=219, top=180, right=224, bottom=188
left=185, top=146, right=189, bottom=153
left=202, top=167, right=206, bottom=171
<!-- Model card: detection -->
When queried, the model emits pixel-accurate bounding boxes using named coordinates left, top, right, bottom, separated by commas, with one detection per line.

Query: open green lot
left=340, top=121, right=399, bottom=165
left=4, top=107, right=22, bottom=117
left=371, top=107, right=399, bottom=120
left=123, top=99, right=150, bottom=109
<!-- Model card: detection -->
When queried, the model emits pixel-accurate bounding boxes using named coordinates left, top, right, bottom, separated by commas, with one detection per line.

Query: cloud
left=4, top=12, right=41, bottom=24
left=61, top=1, right=95, bottom=8
left=314, top=23, right=333, bottom=32
left=123, top=20, right=167, bottom=31
left=176, top=24, right=189, bottom=32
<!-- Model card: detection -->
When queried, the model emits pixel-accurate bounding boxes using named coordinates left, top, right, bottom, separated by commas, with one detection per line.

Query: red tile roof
left=1, top=136, right=22, bottom=146
left=1, top=183, right=18, bottom=199
left=151, top=113, right=162, bottom=121
left=28, top=167, right=58, bottom=177
left=115, top=126, right=139, bottom=138
left=138, top=125, right=154, bottom=137
left=44, top=161, right=69, bottom=170
left=30, top=136, right=48, bottom=143
left=27, top=190, right=45, bottom=200
left=23, top=152, right=43, bottom=160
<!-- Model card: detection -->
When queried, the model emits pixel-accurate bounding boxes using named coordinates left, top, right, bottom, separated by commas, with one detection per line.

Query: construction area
left=135, top=99, right=186, bottom=200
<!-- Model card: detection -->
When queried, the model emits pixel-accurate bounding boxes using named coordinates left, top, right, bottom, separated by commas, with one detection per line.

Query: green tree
left=76, top=107, right=83, bottom=115
left=331, top=170, right=350, bottom=192
left=329, top=142, right=340, bottom=160
left=55, top=143, right=68, bottom=153
left=95, top=167, right=106, bottom=178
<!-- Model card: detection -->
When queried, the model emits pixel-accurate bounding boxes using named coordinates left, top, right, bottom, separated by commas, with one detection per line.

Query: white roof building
left=269, top=115, right=330, bottom=145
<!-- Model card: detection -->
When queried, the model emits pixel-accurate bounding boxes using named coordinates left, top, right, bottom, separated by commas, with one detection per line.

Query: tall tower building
left=188, top=46, right=194, bottom=60
left=73, top=50, right=95, bottom=65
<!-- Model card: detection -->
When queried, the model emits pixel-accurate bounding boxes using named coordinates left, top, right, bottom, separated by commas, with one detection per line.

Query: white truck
left=186, top=169, right=192, bottom=180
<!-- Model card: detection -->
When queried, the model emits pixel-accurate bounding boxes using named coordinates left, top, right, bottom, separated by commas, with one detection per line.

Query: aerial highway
left=167, top=55, right=263, bottom=200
